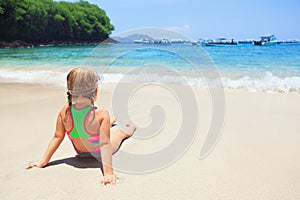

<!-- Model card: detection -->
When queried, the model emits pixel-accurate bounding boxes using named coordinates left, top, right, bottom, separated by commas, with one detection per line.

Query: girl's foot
left=122, top=123, right=136, bottom=138
left=111, top=122, right=136, bottom=153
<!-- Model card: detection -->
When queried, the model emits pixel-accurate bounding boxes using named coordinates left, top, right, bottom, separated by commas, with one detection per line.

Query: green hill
left=0, top=0, right=114, bottom=46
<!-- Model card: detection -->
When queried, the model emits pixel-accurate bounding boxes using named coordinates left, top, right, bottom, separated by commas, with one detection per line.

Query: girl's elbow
left=99, top=140, right=109, bottom=147
left=53, top=133, right=65, bottom=142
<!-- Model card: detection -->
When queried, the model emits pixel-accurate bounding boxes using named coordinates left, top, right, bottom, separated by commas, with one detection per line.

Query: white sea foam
left=102, top=72, right=300, bottom=93
left=0, top=69, right=300, bottom=93
left=103, top=72, right=300, bottom=93
left=0, top=69, right=67, bottom=87
left=219, top=72, right=300, bottom=93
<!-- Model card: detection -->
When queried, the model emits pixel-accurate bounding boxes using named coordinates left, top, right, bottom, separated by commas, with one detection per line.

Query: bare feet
left=122, top=123, right=136, bottom=138
left=111, top=122, right=136, bottom=153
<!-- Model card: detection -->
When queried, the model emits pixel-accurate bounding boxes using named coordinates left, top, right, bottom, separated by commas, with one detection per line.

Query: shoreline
left=0, top=81, right=299, bottom=95
left=0, top=37, right=119, bottom=49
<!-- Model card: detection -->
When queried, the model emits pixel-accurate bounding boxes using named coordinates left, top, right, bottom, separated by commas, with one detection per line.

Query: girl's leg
left=110, top=124, right=136, bottom=153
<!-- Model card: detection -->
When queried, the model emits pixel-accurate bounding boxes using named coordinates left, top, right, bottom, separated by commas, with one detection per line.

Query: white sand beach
left=0, top=83, right=300, bottom=199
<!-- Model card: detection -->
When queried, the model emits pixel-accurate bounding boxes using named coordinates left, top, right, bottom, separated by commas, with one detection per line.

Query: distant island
left=0, top=0, right=115, bottom=48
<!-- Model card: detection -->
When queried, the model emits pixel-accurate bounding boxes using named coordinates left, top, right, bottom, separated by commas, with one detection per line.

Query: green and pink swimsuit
left=66, top=105, right=100, bottom=157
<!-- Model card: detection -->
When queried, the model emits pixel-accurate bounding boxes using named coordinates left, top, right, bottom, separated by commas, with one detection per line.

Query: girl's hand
left=27, top=161, right=44, bottom=169
left=102, top=174, right=117, bottom=185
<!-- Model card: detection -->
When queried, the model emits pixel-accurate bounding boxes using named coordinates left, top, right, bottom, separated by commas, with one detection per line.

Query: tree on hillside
left=0, top=0, right=114, bottom=43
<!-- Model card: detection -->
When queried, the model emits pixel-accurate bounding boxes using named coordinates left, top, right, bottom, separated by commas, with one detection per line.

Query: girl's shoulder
left=58, top=105, right=69, bottom=119
left=95, top=108, right=111, bottom=125
left=95, top=108, right=110, bottom=119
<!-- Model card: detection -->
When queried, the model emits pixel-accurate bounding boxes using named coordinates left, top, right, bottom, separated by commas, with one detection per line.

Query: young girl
left=28, top=67, right=135, bottom=185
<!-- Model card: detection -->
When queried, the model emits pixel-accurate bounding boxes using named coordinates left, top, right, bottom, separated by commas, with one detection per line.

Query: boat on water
left=203, top=37, right=238, bottom=46
left=134, top=38, right=171, bottom=44
left=238, top=39, right=255, bottom=45
left=253, top=35, right=277, bottom=46
left=134, top=39, right=151, bottom=44
left=153, top=38, right=171, bottom=44
left=170, top=39, right=185, bottom=44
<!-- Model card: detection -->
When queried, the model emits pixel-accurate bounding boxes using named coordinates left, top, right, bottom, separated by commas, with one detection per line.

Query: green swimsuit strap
left=70, top=105, right=94, bottom=140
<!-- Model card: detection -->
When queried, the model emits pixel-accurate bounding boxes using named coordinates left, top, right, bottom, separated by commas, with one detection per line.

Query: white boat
left=153, top=38, right=171, bottom=44
left=203, top=37, right=238, bottom=46
left=134, top=39, right=151, bottom=44
left=191, top=40, right=199, bottom=45
left=170, top=39, right=185, bottom=44
left=253, top=35, right=277, bottom=46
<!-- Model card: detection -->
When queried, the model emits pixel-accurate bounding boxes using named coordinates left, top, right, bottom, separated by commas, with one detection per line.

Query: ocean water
left=0, top=43, right=300, bottom=93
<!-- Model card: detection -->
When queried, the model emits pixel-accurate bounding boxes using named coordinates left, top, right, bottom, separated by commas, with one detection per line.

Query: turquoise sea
left=0, top=43, right=300, bottom=93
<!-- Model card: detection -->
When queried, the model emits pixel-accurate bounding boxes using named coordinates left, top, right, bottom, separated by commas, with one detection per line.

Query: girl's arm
left=28, top=110, right=66, bottom=168
left=99, top=110, right=116, bottom=185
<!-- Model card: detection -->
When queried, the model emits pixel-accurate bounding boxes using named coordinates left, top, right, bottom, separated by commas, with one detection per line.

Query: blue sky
left=67, top=0, right=300, bottom=40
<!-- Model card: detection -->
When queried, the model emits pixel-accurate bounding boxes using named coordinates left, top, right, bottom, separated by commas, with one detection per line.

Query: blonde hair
left=66, top=67, right=99, bottom=106
left=65, top=67, right=99, bottom=121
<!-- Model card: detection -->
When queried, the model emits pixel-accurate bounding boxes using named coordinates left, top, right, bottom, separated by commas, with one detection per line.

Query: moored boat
left=203, top=37, right=238, bottom=46
left=134, top=39, right=151, bottom=44
left=253, top=35, right=277, bottom=46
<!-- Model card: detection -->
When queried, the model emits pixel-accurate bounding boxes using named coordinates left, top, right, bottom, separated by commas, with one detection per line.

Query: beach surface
left=0, top=83, right=300, bottom=199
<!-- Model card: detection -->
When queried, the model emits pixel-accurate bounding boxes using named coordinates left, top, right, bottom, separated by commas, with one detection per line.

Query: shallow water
left=0, top=43, right=299, bottom=92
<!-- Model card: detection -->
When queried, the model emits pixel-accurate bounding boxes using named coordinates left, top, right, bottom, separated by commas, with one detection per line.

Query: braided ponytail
left=64, top=91, right=73, bottom=123
left=67, top=91, right=72, bottom=108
